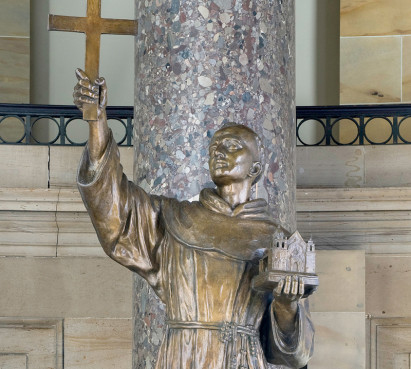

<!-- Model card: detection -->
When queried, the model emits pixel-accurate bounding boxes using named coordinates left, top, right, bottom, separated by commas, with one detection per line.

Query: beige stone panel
left=310, top=251, right=365, bottom=313
left=56, top=188, right=85, bottom=212
left=0, top=146, right=48, bottom=188
left=370, top=318, right=411, bottom=369
left=298, top=210, right=411, bottom=250
left=56, top=211, right=104, bottom=257
left=297, top=187, right=411, bottom=212
left=309, top=312, right=365, bottom=369
left=0, top=318, right=63, bottom=369
left=50, top=146, right=134, bottom=188
left=340, top=37, right=401, bottom=104
left=402, top=37, right=411, bottom=103
left=0, top=210, right=57, bottom=257
left=366, top=255, right=411, bottom=317
left=64, top=318, right=132, bottom=369
left=0, top=188, right=59, bottom=211
left=0, top=354, right=27, bottom=369
left=0, top=37, right=29, bottom=104
left=0, top=0, right=30, bottom=37
left=365, top=145, right=411, bottom=187
left=341, top=0, right=411, bottom=36
left=296, top=146, right=365, bottom=187
left=0, top=257, right=132, bottom=318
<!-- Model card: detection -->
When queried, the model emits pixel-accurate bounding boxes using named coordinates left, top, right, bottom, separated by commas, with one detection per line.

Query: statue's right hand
left=73, top=68, right=107, bottom=120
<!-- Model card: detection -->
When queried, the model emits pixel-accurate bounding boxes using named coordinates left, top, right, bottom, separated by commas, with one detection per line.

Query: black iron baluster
left=25, top=115, right=31, bottom=144
left=325, top=117, right=331, bottom=146
left=127, top=117, right=133, bottom=146
left=392, top=115, right=398, bottom=144
left=358, top=116, right=365, bottom=145
left=59, top=115, right=66, bottom=145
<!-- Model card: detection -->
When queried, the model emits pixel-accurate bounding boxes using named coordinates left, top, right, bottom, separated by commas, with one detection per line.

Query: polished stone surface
left=309, top=312, right=365, bottom=369
left=0, top=0, right=30, bottom=37
left=402, top=36, right=411, bottom=102
left=310, top=251, right=365, bottom=313
left=0, top=318, right=63, bottom=369
left=341, top=0, right=411, bottom=37
left=0, top=37, right=30, bottom=103
left=366, top=255, right=411, bottom=318
left=0, top=257, right=132, bottom=318
left=0, top=145, right=48, bottom=188
left=370, top=318, right=411, bottom=369
left=64, top=319, right=132, bottom=369
left=133, top=1, right=296, bottom=367
left=340, top=37, right=401, bottom=104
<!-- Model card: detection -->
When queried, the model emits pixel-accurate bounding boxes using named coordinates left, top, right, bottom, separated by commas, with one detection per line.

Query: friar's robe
left=77, top=133, right=314, bottom=369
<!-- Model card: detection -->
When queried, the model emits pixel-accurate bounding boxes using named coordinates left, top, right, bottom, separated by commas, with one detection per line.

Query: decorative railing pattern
left=297, top=104, right=411, bottom=145
left=0, top=104, right=134, bottom=146
left=2, top=103, right=411, bottom=146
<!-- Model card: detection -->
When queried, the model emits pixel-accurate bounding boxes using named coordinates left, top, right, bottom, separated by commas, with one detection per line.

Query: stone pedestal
left=133, top=0, right=295, bottom=367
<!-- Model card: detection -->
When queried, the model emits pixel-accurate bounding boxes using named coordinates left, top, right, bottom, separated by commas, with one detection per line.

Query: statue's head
left=208, top=123, right=264, bottom=187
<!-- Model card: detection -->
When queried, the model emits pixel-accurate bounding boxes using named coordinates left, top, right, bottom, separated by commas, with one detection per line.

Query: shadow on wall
left=296, top=0, right=340, bottom=145
left=30, top=0, right=50, bottom=143
left=316, top=0, right=340, bottom=107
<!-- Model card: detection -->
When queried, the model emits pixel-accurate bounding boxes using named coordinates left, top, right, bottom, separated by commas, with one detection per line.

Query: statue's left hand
left=272, top=276, right=304, bottom=333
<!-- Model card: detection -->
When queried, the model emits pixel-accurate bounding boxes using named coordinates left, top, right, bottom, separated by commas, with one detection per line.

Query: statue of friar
left=74, top=68, right=314, bottom=369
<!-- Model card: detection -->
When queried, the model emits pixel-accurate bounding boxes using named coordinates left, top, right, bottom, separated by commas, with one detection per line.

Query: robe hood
left=162, top=188, right=278, bottom=262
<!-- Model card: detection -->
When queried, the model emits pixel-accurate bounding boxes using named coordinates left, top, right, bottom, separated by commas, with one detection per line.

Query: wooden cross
left=48, top=0, right=138, bottom=120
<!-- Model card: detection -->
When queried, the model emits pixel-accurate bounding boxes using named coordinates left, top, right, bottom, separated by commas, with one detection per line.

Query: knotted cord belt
left=166, top=320, right=259, bottom=369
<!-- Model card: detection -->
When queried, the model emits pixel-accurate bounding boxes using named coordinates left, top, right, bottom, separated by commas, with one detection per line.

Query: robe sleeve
left=77, top=132, right=165, bottom=293
left=263, top=298, right=314, bottom=368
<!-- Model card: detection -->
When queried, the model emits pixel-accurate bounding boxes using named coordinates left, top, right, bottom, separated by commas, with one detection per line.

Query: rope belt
left=166, top=320, right=258, bottom=343
left=166, top=321, right=259, bottom=369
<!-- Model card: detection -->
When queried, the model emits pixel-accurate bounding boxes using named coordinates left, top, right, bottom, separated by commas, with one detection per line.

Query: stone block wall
left=0, top=146, right=134, bottom=369
left=3, top=143, right=411, bottom=368
left=0, top=0, right=30, bottom=144
left=340, top=0, right=411, bottom=145
left=341, top=0, right=411, bottom=104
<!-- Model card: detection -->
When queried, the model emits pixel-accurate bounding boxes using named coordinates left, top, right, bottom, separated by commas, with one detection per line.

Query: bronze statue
left=74, top=68, right=315, bottom=369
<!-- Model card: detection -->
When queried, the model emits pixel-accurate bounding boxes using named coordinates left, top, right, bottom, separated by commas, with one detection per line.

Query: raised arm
left=73, top=68, right=110, bottom=166
left=74, top=69, right=165, bottom=297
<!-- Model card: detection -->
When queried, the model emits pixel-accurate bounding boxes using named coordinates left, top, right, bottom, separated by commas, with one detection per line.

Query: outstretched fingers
left=291, top=276, right=299, bottom=296
left=274, top=275, right=303, bottom=304
left=298, top=278, right=305, bottom=298
left=274, top=278, right=285, bottom=297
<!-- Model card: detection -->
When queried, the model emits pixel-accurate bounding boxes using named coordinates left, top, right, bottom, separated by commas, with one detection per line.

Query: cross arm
left=48, top=15, right=87, bottom=33
left=100, top=19, right=138, bottom=35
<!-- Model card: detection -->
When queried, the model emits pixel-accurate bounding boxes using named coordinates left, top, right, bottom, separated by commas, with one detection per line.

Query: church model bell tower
left=253, top=230, right=319, bottom=298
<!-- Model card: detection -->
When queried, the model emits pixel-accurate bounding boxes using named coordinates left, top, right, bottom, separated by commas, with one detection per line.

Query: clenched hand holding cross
left=48, top=0, right=138, bottom=120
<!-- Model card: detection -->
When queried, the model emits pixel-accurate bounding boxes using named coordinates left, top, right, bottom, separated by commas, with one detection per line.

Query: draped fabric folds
left=77, top=133, right=314, bottom=369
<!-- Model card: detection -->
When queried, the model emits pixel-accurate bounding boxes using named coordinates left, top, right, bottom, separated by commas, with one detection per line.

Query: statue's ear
left=249, top=161, right=262, bottom=179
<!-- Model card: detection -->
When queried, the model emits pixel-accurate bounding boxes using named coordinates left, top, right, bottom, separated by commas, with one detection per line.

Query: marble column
left=133, top=0, right=295, bottom=367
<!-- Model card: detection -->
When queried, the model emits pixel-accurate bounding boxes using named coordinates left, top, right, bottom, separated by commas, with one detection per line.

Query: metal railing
left=0, top=104, right=134, bottom=146
left=297, top=104, right=411, bottom=145
left=2, top=103, right=411, bottom=146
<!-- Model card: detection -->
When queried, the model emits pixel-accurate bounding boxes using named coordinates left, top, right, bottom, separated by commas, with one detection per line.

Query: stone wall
left=2, top=144, right=411, bottom=368
left=340, top=0, right=411, bottom=145
left=0, top=0, right=30, bottom=144
left=341, top=0, right=411, bottom=104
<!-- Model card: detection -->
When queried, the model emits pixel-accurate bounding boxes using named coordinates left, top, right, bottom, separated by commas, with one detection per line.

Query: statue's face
left=208, top=126, right=260, bottom=186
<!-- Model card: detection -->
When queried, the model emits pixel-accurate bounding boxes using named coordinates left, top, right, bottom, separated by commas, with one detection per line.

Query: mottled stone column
left=133, top=0, right=295, bottom=367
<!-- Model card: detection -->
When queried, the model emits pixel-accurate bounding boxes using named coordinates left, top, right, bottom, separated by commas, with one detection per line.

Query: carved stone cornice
left=297, top=187, right=411, bottom=251
left=1, top=187, right=411, bottom=257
